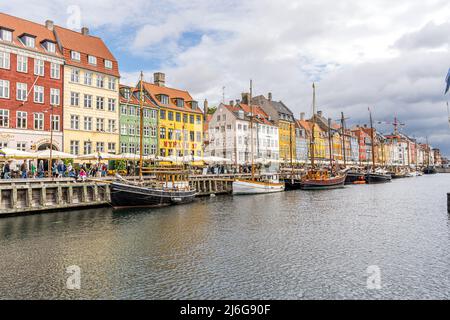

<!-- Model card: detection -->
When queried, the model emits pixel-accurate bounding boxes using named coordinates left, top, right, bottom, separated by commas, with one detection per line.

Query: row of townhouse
left=205, top=94, right=439, bottom=166
left=0, top=13, right=204, bottom=158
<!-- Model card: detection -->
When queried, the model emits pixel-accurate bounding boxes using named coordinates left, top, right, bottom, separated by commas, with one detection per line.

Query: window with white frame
left=121, top=105, right=127, bottom=115
left=104, top=60, right=112, bottom=69
left=17, top=55, right=27, bottom=73
left=120, top=124, right=127, bottom=135
left=70, top=115, right=79, bottom=130
left=0, top=51, right=10, bottom=69
left=0, top=109, right=9, bottom=127
left=51, top=115, right=60, bottom=131
left=0, top=29, right=12, bottom=42
left=16, top=111, right=27, bottom=129
left=70, top=140, right=79, bottom=155
left=50, top=63, right=60, bottom=79
left=71, top=51, right=80, bottom=61
left=108, top=77, right=115, bottom=90
left=151, top=109, right=157, bottom=119
left=70, top=92, right=79, bottom=106
left=84, top=94, right=92, bottom=108
left=144, top=144, right=149, bottom=156
left=108, top=143, right=116, bottom=153
left=50, top=88, right=60, bottom=106
left=96, top=75, right=104, bottom=88
left=144, top=126, right=150, bottom=137
left=96, top=142, right=104, bottom=152
left=84, top=72, right=93, bottom=86
left=84, top=116, right=92, bottom=131
left=129, top=124, right=135, bottom=136
left=129, top=143, right=136, bottom=154
left=83, top=141, right=92, bottom=155
left=150, top=144, right=156, bottom=155
left=96, top=96, right=104, bottom=110
left=33, top=85, right=44, bottom=103
left=143, top=108, right=149, bottom=118
left=70, top=68, right=80, bottom=82
left=108, top=98, right=116, bottom=112
left=121, top=143, right=127, bottom=154
left=34, top=113, right=44, bottom=130
left=0, top=79, right=10, bottom=99
left=16, top=142, right=26, bottom=151
left=96, top=118, right=104, bottom=131
left=22, top=36, right=35, bottom=48
left=0, top=142, right=7, bottom=148
left=108, top=119, right=116, bottom=132
left=34, top=59, right=44, bottom=76
left=88, top=55, right=97, bottom=65
left=46, top=41, right=56, bottom=53
left=151, top=127, right=157, bottom=137
left=16, top=83, right=27, bottom=101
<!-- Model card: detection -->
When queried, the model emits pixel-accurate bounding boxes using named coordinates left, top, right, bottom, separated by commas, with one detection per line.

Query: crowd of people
left=0, top=160, right=109, bottom=181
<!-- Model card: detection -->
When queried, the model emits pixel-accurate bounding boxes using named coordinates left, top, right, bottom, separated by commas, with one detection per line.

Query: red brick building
left=0, top=13, right=64, bottom=151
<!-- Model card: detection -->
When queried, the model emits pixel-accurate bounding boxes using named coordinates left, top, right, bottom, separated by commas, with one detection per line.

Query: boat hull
left=283, top=179, right=303, bottom=190
left=345, top=172, right=366, bottom=185
left=423, top=167, right=437, bottom=175
left=110, top=182, right=197, bottom=208
left=233, top=180, right=285, bottom=195
left=365, top=173, right=392, bottom=184
left=300, top=175, right=346, bottom=190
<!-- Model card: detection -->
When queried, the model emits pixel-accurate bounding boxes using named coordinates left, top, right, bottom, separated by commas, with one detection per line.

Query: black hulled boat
left=345, top=170, right=366, bottom=185
left=365, top=172, right=392, bottom=184
left=423, top=166, right=437, bottom=175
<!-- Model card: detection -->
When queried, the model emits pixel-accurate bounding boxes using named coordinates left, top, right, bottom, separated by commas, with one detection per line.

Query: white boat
left=232, top=179, right=285, bottom=195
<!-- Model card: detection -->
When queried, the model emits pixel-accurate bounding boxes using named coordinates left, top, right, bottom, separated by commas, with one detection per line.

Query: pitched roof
left=119, top=84, right=157, bottom=107
left=141, top=81, right=203, bottom=114
left=0, top=12, right=63, bottom=58
left=54, top=25, right=119, bottom=77
left=252, top=95, right=294, bottom=118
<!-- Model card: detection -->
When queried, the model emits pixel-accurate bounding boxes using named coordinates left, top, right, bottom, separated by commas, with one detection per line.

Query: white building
left=206, top=101, right=279, bottom=164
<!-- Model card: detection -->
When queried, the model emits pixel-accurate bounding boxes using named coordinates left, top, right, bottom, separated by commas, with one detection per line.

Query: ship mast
left=310, top=83, right=316, bottom=169
left=340, top=112, right=347, bottom=167
left=139, top=71, right=144, bottom=182
left=369, top=108, right=376, bottom=172
left=250, top=80, right=255, bottom=181
left=328, top=118, right=333, bottom=174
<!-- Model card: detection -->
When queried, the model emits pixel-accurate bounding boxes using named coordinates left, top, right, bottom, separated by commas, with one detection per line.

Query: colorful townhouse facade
left=55, top=25, right=120, bottom=156
left=295, top=115, right=309, bottom=163
left=253, top=93, right=296, bottom=162
left=118, top=85, right=158, bottom=155
left=140, top=73, right=204, bottom=158
left=0, top=14, right=64, bottom=152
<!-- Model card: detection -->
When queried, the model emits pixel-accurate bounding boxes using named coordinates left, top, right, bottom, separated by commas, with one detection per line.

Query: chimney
left=300, top=112, right=305, bottom=121
left=203, top=99, right=209, bottom=116
left=364, top=124, right=368, bottom=128
left=317, top=111, right=323, bottom=117
left=241, top=93, right=250, bottom=105
left=268, top=92, right=272, bottom=101
left=81, top=27, right=89, bottom=36
left=236, top=99, right=241, bottom=105
left=45, top=20, right=54, bottom=31
left=229, top=100, right=234, bottom=107
left=154, top=72, right=166, bottom=87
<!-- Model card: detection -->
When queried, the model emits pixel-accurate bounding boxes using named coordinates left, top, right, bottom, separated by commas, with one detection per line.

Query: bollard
left=448, top=193, right=450, bottom=213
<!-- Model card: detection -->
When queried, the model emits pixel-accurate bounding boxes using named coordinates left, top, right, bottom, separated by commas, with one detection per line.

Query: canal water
left=0, top=175, right=449, bottom=299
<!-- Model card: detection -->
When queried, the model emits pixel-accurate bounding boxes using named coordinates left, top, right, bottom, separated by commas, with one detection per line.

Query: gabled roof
left=54, top=25, right=119, bottom=77
left=0, top=12, right=63, bottom=58
left=119, top=84, right=157, bottom=108
left=252, top=95, right=294, bottom=119
left=140, top=81, right=203, bottom=114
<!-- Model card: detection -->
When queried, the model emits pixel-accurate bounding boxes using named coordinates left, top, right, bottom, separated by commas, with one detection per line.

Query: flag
left=445, top=68, right=450, bottom=95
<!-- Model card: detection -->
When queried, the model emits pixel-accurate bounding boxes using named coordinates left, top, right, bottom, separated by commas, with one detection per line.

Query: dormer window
left=0, top=29, right=12, bottom=42
left=158, top=94, right=169, bottom=105
left=122, top=88, right=131, bottom=99
left=88, top=55, right=97, bottom=65
left=175, top=98, right=184, bottom=108
left=71, top=51, right=80, bottom=61
left=104, top=60, right=112, bottom=69
left=44, top=41, right=56, bottom=53
left=21, top=35, right=35, bottom=48
left=190, top=101, right=198, bottom=109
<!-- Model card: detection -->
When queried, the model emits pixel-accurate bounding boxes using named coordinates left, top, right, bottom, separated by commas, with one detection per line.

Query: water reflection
left=0, top=175, right=449, bottom=299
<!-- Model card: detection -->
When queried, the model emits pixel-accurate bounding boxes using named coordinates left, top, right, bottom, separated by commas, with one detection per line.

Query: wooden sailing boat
left=233, top=80, right=285, bottom=195
left=365, top=108, right=392, bottom=183
left=299, top=83, right=346, bottom=190
left=110, top=72, right=197, bottom=208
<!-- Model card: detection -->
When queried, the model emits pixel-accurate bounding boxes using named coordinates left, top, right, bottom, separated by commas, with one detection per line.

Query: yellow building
left=297, top=120, right=327, bottom=160
left=141, top=73, right=203, bottom=158
left=54, top=26, right=120, bottom=155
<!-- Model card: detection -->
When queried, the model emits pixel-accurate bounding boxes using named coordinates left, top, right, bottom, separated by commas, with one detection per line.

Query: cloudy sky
left=2, top=0, right=450, bottom=154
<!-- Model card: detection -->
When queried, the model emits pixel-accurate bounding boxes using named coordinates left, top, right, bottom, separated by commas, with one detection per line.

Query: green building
left=119, top=85, right=158, bottom=156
